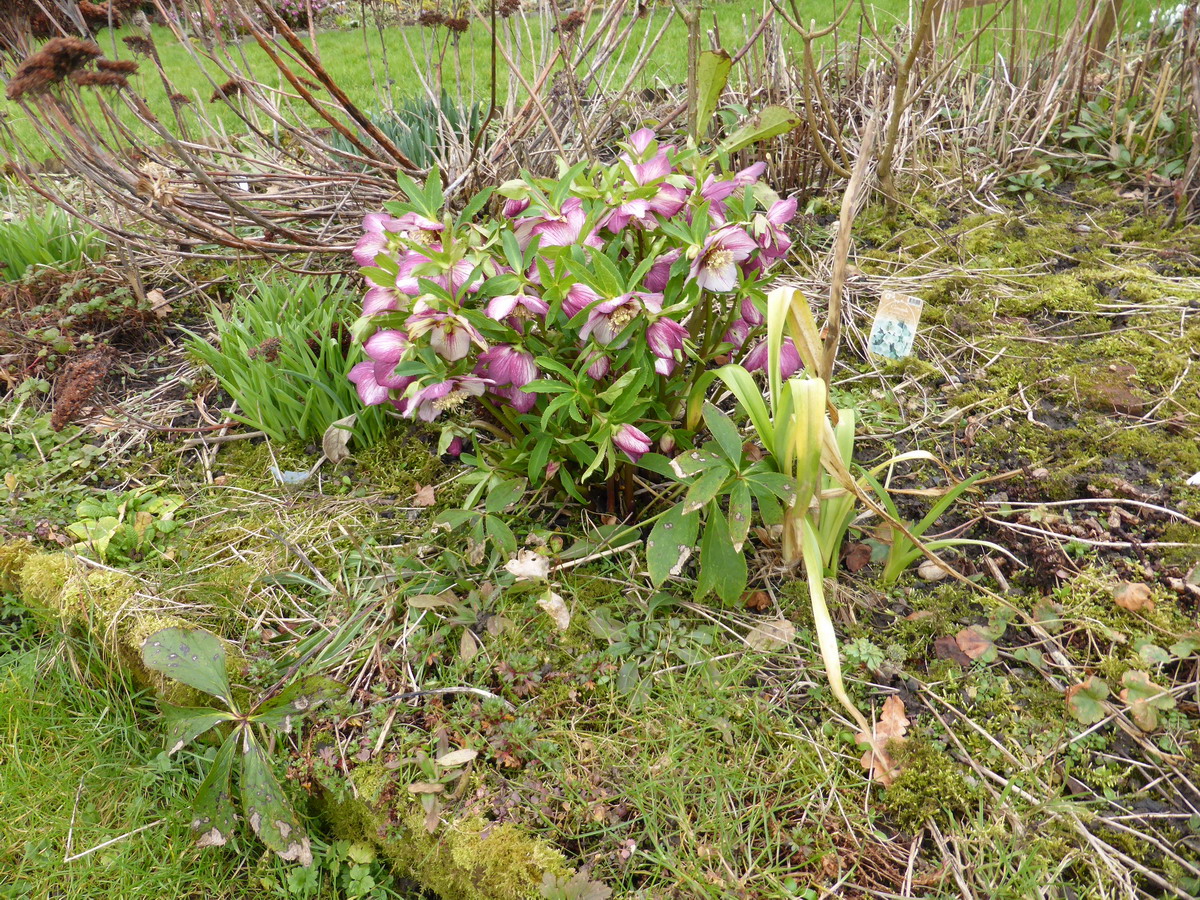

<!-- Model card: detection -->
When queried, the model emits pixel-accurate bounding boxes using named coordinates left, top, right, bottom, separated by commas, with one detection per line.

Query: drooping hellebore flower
left=349, top=329, right=413, bottom=405
left=562, top=282, right=601, bottom=319
left=363, top=284, right=402, bottom=315
left=401, top=376, right=490, bottom=422
left=643, top=249, right=681, bottom=292
left=699, top=162, right=767, bottom=216
left=612, top=423, right=653, bottom=462
left=405, top=309, right=485, bottom=362
left=579, top=292, right=663, bottom=347
left=353, top=213, right=404, bottom=268
left=688, top=225, right=757, bottom=293
left=646, top=317, right=688, bottom=376
left=743, top=337, right=802, bottom=379
left=476, top=344, right=540, bottom=414
left=348, top=361, right=390, bottom=406
left=514, top=197, right=599, bottom=250
left=755, top=197, right=798, bottom=260
left=486, top=292, right=550, bottom=330
left=582, top=348, right=610, bottom=380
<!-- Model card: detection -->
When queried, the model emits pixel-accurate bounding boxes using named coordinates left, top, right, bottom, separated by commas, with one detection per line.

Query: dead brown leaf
left=955, top=626, right=996, bottom=661
left=842, top=542, right=872, bottom=574
left=933, top=634, right=972, bottom=666
left=413, top=483, right=436, bottom=507
left=742, top=590, right=770, bottom=612
left=857, top=696, right=909, bottom=785
left=1114, top=582, right=1154, bottom=613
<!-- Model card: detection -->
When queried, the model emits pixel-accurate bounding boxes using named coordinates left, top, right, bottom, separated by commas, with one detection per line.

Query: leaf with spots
left=141, top=627, right=233, bottom=707
left=191, top=732, right=237, bottom=848
left=696, top=505, right=747, bottom=605
left=241, top=736, right=313, bottom=865
left=647, top=503, right=699, bottom=586
left=161, top=703, right=235, bottom=755
left=682, top=465, right=731, bottom=515
left=702, top=402, right=743, bottom=468
left=726, top=479, right=752, bottom=553
left=252, top=676, right=343, bottom=734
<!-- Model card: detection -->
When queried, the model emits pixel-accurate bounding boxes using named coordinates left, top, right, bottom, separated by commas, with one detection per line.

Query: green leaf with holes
left=161, top=703, right=235, bottom=755
left=141, top=627, right=233, bottom=707
left=647, top=503, right=699, bottom=587
left=252, top=676, right=343, bottom=734
left=191, top=733, right=238, bottom=848
left=241, top=736, right=313, bottom=865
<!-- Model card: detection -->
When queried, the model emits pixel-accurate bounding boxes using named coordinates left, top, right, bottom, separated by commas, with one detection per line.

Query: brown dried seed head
left=168, top=91, right=191, bottom=105
left=5, top=37, right=102, bottom=100
left=444, top=16, right=469, bottom=32
left=97, top=58, right=139, bottom=74
left=210, top=79, right=246, bottom=103
left=418, top=10, right=447, bottom=26
left=121, top=35, right=153, bottom=55
left=78, top=1, right=122, bottom=29
left=72, top=71, right=130, bottom=89
left=556, top=9, right=585, bottom=33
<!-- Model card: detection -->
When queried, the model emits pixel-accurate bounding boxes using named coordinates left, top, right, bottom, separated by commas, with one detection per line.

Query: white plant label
left=868, top=291, right=924, bottom=360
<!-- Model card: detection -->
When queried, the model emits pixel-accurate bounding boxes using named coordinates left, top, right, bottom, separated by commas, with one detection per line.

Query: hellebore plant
left=347, top=132, right=797, bottom=500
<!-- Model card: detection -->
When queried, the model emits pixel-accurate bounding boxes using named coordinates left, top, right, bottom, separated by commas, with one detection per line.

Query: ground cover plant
left=1, top=0, right=1200, bottom=898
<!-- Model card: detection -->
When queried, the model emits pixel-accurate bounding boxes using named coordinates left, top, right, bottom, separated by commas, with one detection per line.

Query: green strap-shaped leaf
left=161, top=703, right=235, bottom=755
left=191, top=732, right=238, bottom=848
left=696, top=504, right=747, bottom=605
left=695, top=50, right=733, bottom=138
left=141, top=627, right=233, bottom=707
left=241, top=736, right=313, bottom=866
left=647, top=503, right=700, bottom=587
left=252, top=676, right=344, bottom=734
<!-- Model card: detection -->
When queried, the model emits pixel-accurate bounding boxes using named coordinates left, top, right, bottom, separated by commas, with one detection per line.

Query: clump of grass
left=185, top=276, right=388, bottom=445
left=0, top=208, right=104, bottom=281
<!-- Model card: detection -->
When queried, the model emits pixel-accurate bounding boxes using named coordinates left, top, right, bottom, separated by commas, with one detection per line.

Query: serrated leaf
left=191, top=733, right=237, bottom=848
left=696, top=508, right=747, bottom=604
left=252, top=676, right=343, bottom=733
left=682, top=466, right=730, bottom=515
left=646, top=503, right=699, bottom=586
left=1065, top=676, right=1109, bottom=725
left=241, top=737, right=312, bottom=865
left=161, top=703, right=235, bottom=755
left=141, top=627, right=233, bottom=707
left=702, top=402, right=743, bottom=468
left=727, top=479, right=751, bottom=553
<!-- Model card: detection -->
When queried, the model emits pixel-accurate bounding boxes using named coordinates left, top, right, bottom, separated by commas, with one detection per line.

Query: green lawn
left=1, top=0, right=1155, bottom=160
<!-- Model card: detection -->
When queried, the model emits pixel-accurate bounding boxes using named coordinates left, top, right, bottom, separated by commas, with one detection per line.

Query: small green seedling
left=140, top=627, right=342, bottom=865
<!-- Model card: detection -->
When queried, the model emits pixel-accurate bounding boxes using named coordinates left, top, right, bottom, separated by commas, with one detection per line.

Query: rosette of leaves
left=140, top=627, right=342, bottom=865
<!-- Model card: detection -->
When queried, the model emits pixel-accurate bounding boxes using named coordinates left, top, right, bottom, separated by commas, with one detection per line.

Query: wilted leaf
left=141, top=627, right=233, bottom=706
left=537, top=589, right=571, bottom=631
left=436, top=748, right=478, bottom=768
left=322, top=413, right=356, bottom=464
left=505, top=549, right=550, bottom=582
left=933, top=634, right=972, bottom=666
left=1168, top=634, right=1200, bottom=659
left=1114, top=582, right=1154, bottom=613
left=1065, top=676, right=1109, bottom=725
left=160, top=703, right=235, bottom=755
left=955, top=626, right=997, bottom=663
left=459, top=628, right=479, bottom=662
left=242, top=737, right=313, bottom=865
left=407, top=781, right=445, bottom=794
left=857, top=696, right=909, bottom=786
left=742, top=590, right=770, bottom=612
left=745, top=619, right=795, bottom=651
left=191, top=733, right=237, bottom=848
left=413, top=484, right=436, bottom=507
left=917, top=559, right=950, bottom=581
left=842, top=542, right=872, bottom=574
left=1119, top=670, right=1175, bottom=732
left=1031, top=598, right=1065, bottom=634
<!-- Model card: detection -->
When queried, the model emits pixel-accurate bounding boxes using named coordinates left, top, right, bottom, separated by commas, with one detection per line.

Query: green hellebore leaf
left=647, top=503, right=700, bottom=587
left=241, top=736, right=313, bottom=866
left=161, top=703, right=236, bottom=755
left=141, top=627, right=234, bottom=707
left=252, top=676, right=344, bottom=734
left=191, top=733, right=238, bottom=848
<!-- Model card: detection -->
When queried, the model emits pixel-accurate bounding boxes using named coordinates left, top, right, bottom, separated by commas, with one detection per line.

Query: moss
left=880, top=739, right=977, bottom=831
left=323, top=765, right=571, bottom=900
left=0, top=540, right=36, bottom=593
left=16, top=553, right=74, bottom=622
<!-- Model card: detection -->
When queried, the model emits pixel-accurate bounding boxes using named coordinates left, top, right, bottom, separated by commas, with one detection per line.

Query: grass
left=0, top=0, right=1157, bottom=159
left=0, top=629, right=275, bottom=899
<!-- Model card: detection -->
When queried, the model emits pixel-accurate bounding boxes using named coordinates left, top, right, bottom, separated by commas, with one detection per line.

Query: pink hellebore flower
left=363, top=285, right=402, bottom=315
left=405, top=309, right=485, bottom=362
left=515, top=197, right=599, bottom=250
left=348, top=361, right=391, bottom=406
left=643, top=249, right=681, bottom=292
left=741, top=297, right=764, bottom=327
left=646, top=317, right=688, bottom=376
left=476, top=344, right=540, bottom=414
left=364, top=329, right=411, bottom=386
left=579, top=292, right=663, bottom=347
left=756, top=197, right=797, bottom=260
left=486, top=293, right=550, bottom=329
left=699, top=162, right=767, bottom=212
left=612, top=423, right=653, bottom=462
left=583, top=348, right=610, bottom=379
left=743, top=337, right=803, bottom=379
left=402, top=376, right=490, bottom=422
left=502, top=197, right=530, bottom=217
left=353, top=213, right=404, bottom=268
left=562, top=282, right=601, bottom=319
left=689, top=225, right=757, bottom=293
left=723, top=318, right=750, bottom=350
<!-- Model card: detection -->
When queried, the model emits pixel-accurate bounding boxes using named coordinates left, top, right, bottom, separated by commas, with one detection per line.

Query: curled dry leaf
left=321, top=413, right=356, bottom=464
left=1114, top=582, right=1154, bottom=613
left=413, top=483, right=436, bottom=507
left=436, top=748, right=478, bottom=768
left=858, top=695, right=909, bottom=786
left=536, top=589, right=571, bottom=630
left=505, top=548, right=549, bottom=581
left=917, top=559, right=950, bottom=581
